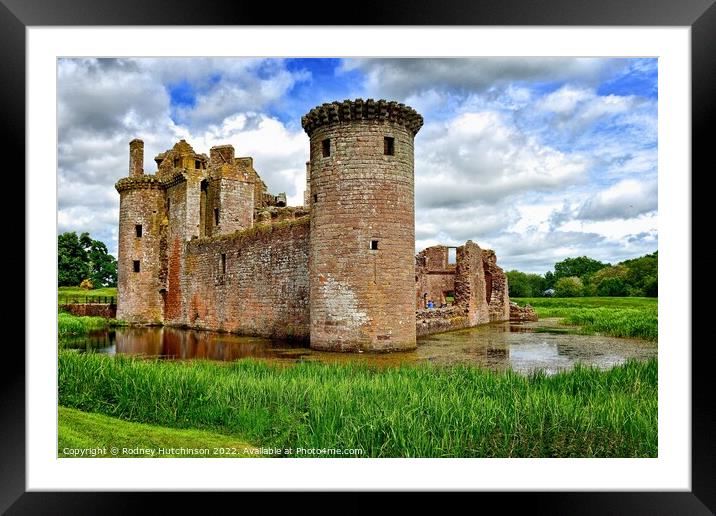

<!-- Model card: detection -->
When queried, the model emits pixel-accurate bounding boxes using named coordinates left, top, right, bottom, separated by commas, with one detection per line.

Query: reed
left=513, top=297, right=657, bottom=341
left=59, top=352, right=657, bottom=457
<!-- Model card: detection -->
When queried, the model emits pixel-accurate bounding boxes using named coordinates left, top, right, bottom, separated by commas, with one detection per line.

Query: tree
left=507, top=271, right=531, bottom=297
left=596, top=277, right=628, bottom=296
left=553, top=256, right=609, bottom=281
left=554, top=276, right=583, bottom=297
left=587, top=264, right=627, bottom=296
left=87, top=238, right=117, bottom=287
left=642, top=276, right=658, bottom=297
left=58, top=232, right=117, bottom=287
left=620, top=251, right=658, bottom=297
left=507, top=271, right=548, bottom=297
left=58, top=232, right=90, bottom=286
left=544, top=271, right=555, bottom=290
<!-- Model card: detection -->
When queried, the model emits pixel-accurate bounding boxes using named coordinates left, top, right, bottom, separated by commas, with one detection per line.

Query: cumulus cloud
left=537, top=85, right=640, bottom=117
left=577, top=179, right=657, bottom=221
left=415, top=111, right=589, bottom=209
left=341, top=58, right=628, bottom=99
left=549, top=179, right=658, bottom=228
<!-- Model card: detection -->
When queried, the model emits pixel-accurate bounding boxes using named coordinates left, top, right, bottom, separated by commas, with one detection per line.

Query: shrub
left=79, top=278, right=94, bottom=290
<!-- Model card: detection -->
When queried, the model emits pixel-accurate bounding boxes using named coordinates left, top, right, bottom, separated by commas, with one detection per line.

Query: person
left=427, top=299, right=434, bottom=309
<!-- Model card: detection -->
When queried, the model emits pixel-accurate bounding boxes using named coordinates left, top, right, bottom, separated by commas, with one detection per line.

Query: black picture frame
left=6, top=0, right=712, bottom=512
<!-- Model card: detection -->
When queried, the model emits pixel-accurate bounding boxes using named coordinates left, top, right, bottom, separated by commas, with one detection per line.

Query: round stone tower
left=301, top=99, right=423, bottom=351
left=115, top=138, right=165, bottom=324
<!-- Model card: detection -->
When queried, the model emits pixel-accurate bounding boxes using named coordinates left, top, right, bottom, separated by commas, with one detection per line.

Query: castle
left=115, top=99, right=522, bottom=352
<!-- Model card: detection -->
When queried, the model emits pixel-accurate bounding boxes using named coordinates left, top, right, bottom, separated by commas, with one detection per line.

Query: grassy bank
left=513, top=297, right=657, bottom=341
left=58, top=286, right=117, bottom=305
left=59, top=406, right=257, bottom=457
left=59, top=352, right=658, bottom=457
left=58, top=312, right=116, bottom=338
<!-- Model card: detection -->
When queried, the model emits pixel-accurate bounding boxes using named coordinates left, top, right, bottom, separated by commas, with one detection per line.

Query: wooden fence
left=59, top=296, right=116, bottom=306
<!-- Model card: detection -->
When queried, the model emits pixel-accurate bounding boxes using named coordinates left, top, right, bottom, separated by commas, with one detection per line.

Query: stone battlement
left=115, top=175, right=163, bottom=192
left=301, top=98, right=424, bottom=137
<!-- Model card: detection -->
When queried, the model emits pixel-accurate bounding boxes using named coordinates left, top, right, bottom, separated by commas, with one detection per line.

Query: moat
left=63, top=318, right=656, bottom=374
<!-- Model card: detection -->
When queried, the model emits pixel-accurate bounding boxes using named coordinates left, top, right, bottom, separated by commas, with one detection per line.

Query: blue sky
left=57, top=57, right=657, bottom=274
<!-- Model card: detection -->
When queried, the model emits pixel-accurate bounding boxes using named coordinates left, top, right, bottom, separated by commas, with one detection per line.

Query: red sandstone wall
left=308, top=119, right=417, bottom=351
left=415, top=246, right=456, bottom=308
left=61, top=304, right=117, bottom=318
left=454, top=240, right=491, bottom=326
left=177, top=217, right=310, bottom=340
left=217, top=177, right=254, bottom=233
left=116, top=185, right=165, bottom=323
left=416, top=307, right=469, bottom=337
left=164, top=181, right=188, bottom=324
left=483, top=250, right=510, bottom=322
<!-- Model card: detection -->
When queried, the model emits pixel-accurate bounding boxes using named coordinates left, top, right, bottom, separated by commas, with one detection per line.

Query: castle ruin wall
left=176, top=217, right=310, bottom=340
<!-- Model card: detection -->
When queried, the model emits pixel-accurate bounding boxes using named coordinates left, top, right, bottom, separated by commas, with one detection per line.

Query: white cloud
left=536, top=86, right=592, bottom=115
left=415, top=111, right=589, bottom=209
left=577, top=179, right=658, bottom=221
left=342, top=58, right=627, bottom=99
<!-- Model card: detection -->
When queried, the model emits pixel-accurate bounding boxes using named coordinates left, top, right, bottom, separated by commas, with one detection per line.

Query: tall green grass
left=59, top=352, right=658, bottom=457
left=513, top=297, right=656, bottom=309
left=513, top=297, right=657, bottom=341
left=58, top=313, right=114, bottom=338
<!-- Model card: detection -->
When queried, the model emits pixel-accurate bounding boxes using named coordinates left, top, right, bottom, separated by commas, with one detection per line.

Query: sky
left=57, top=57, right=657, bottom=274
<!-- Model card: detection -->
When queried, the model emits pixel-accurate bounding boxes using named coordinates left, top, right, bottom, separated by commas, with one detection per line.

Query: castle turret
left=205, top=145, right=255, bottom=236
left=301, top=99, right=423, bottom=351
left=115, top=138, right=165, bottom=323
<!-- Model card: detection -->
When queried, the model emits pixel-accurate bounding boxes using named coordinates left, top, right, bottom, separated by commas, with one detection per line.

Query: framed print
left=7, top=0, right=713, bottom=512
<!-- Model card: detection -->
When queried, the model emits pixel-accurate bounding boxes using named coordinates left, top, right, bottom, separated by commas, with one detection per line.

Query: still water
left=63, top=318, right=656, bottom=374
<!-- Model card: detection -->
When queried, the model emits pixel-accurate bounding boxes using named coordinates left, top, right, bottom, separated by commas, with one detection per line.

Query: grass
left=58, top=286, right=117, bottom=305
left=513, top=297, right=658, bottom=341
left=513, top=297, right=656, bottom=309
left=59, top=352, right=658, bottom=458
left=58, top=406, right=257, bottom=457
left=58, top=312, right=116, bottom=338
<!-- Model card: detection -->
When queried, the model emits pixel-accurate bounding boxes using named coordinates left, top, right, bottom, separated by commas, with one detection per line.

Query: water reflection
left=113, top=327, right=308, bottom=361
left=67, top=318, right=657, bottom=374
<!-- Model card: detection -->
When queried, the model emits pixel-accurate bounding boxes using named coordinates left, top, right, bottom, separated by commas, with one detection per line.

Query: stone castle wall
left=414, top=246, right=457, bottom=309
left=416, top=307, right=469, bottom=337
left=482, top=249, right=510, bottom=322
left=177, top=217, right=310, bottom=339
left=454, top=240, right=491, bottom=327
left=164, top=180, right=188, bottom=323
left=61, top=304, right=117, bottom=319
left=414, top=240, right=510, bottom=335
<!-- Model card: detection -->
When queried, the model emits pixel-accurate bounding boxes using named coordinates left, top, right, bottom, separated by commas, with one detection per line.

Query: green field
left=58, top=286, right=118, bottom=305
left=513, top=297, right=657, bottom=341
left=59, top=351, right=658, bottom=458
left=59, top=406, right=257, bottom=457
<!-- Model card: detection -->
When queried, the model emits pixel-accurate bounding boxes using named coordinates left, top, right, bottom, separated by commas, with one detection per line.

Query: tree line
left=58, top=232, right=117, bottom=288
left=506, top=252, right=658, bottom=298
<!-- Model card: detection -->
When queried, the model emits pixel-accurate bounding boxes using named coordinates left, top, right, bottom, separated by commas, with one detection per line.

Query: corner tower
left=115, top=138, right=165, bottom=323
left=302, top=99, right=423, bottom=351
